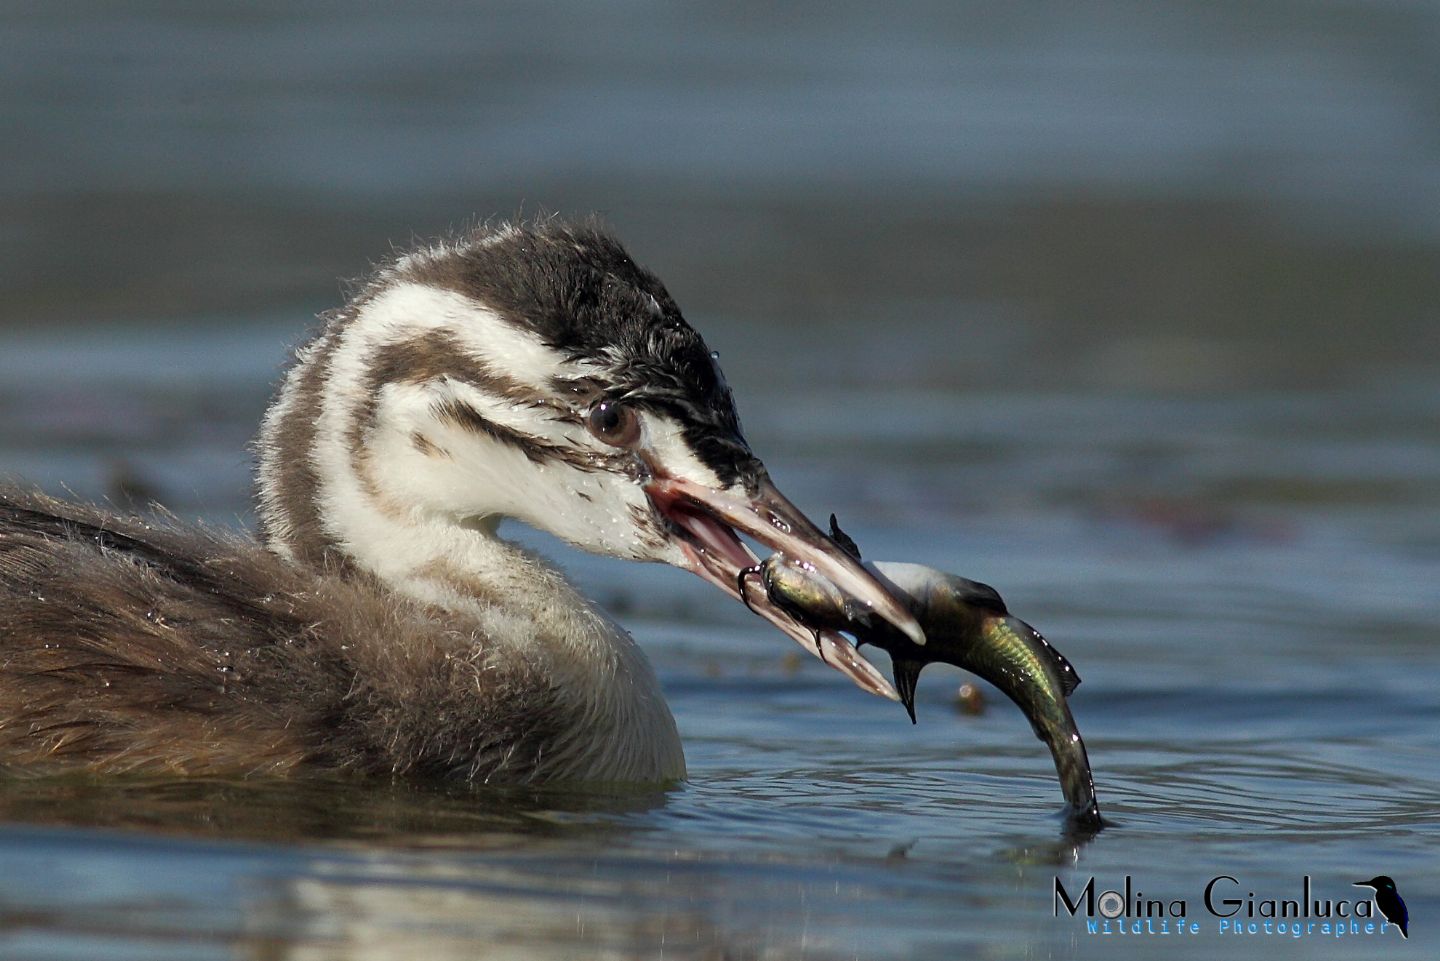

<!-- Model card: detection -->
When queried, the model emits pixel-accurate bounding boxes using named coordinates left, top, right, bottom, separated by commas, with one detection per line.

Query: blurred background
left=3, top=0, right=1438, bottom=518
left=1, top=3, right=1437, bottom=959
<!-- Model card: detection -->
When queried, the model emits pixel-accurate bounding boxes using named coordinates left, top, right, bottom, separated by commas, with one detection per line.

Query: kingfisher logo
left=1353, top=877, right=1409, bottom=939
left=1053, top=874, right=1409, bottom=940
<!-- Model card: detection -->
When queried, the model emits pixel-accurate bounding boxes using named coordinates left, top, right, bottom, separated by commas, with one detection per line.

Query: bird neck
left=397, top=516, right=689, bottom=784
left=365, top=512, right=688, bottom=783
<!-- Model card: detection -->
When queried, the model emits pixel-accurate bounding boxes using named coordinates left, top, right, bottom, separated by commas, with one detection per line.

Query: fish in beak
left=645, top=473, right=924, bottom=700
left=743, top=542, right=1104, bottom=833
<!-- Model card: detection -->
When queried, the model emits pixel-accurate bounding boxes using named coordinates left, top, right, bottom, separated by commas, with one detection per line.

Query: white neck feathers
left=255, top=281, right=685, bottom=783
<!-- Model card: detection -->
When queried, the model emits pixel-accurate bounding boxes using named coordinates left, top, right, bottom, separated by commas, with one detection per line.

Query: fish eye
left=586, top=400, right=641, bottom=448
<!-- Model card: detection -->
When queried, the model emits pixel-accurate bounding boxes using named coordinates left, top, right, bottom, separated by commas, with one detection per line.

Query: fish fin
left=893, top=658, right=923, bottom=724
left=828, top=514, right=862, bottom=560
left=1023, top=621, right=1082, bottom=696
left=947, top=576, right=1008, bottom=615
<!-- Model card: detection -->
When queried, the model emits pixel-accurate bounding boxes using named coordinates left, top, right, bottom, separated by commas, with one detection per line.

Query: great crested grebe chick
left=0, top=219, right=922, bottom=784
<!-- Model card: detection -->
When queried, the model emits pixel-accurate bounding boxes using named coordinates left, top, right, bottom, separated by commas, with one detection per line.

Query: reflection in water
left=0, top=779, right=910, bottom=961
left=0, top=780, right=773, bottom=961
left=268, top=854, right=780, bottom=961
left=0, top=776, right=670, bottom=846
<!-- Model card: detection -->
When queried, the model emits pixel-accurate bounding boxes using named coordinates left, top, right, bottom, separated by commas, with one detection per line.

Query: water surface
left=1, top=2, right=1437, bottom=959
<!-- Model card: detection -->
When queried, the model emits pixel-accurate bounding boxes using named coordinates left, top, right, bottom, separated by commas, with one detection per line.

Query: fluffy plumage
left=0, top=219, right=718, bottom=784
left=0, top=488, right=573, bottom=780
left=0, top=217, right=907, bottom=784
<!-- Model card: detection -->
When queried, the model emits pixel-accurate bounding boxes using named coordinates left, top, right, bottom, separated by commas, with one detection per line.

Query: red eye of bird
left=586, top=400, right=642, bottom=448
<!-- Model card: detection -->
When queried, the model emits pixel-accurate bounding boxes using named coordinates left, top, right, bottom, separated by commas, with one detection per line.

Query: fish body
left=748, top=556, right=1103, bottom=831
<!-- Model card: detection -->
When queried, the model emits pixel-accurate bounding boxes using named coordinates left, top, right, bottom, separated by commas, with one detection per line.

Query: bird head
left=257, top=219, right=920, bottom=697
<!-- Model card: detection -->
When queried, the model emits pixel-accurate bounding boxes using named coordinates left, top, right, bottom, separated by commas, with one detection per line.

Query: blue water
left=2, top=3, right=1438, bottom=959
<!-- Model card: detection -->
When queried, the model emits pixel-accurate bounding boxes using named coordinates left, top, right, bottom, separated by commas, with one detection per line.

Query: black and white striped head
left=257, top=219, right=920, bottom=694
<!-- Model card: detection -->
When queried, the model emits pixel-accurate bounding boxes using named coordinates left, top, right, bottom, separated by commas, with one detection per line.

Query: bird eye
left=586, top=400, right=642, bottom=448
